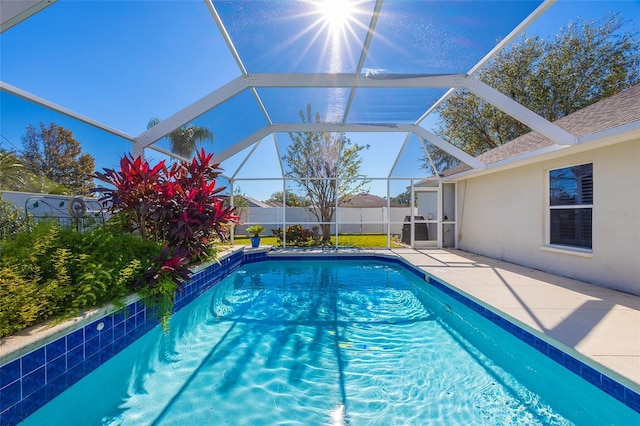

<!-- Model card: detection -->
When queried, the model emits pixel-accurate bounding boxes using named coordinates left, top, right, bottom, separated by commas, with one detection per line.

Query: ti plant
left=92, top=149, right=241, bottom=331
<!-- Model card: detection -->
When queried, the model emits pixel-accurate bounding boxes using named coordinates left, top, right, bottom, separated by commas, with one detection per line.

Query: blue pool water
left=21, top=260, right=639, bottom=425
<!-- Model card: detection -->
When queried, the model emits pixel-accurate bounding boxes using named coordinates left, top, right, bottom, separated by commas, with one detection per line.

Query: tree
left=147, top=118, right=213, bottom=158
left=231, top=186, right=249, bottom=225
left=282, top=105, right=369, bottom=242
left=0, top=150, right=27, bottom=191
left=20, top=123, right=95, bottom=195
left=266, top=190, right=311, bottom=207
left=389, top=190, right=414, bottom=207
left=427, top=13, right=640, bottom=171
left=0, top=150, right=68, bottom=194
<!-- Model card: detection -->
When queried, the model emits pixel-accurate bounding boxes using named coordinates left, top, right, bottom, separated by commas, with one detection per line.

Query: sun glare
left=316, top=0, right=357, bottom=36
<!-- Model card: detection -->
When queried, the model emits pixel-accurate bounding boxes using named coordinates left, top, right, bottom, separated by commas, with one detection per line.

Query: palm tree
left=0, top=150, right=71, bottom=194
left=0, top=150, right=27, bottom=190
left=147, top=118, right=213, bottom=158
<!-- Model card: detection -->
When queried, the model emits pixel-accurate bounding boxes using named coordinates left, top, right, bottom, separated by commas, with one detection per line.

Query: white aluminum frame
left=0, top=0, right=56, bottom=33
left=8, top=0, right=614, bottom=252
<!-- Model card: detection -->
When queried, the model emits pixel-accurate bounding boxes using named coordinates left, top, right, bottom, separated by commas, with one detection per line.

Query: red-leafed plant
left=154, top=149, right=239, bottom=259
left=93, top=149, right=239, bottom=259
left=94, top=154, right=167, bottom=241
left=135, top=243, right=192, bottom=330
left=92, top=149, right=240, bottom=330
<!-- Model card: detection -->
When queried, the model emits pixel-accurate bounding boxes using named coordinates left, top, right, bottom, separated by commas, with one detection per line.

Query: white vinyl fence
left=2, top=191, right=418, bottom=240
left=1, top=191, right=108, bottom=230
left=235, top=206, right=417, bottom=236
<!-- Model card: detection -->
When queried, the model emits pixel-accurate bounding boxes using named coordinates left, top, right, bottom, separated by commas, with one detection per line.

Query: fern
left=138, top=276, right=178, bottom=333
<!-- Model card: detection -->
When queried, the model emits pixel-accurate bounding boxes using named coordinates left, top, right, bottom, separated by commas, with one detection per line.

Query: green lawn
left=232, top=234, right=403, bottom=248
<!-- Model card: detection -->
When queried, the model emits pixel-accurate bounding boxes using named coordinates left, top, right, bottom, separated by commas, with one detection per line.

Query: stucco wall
left=455, top=139, right=640, bottom=295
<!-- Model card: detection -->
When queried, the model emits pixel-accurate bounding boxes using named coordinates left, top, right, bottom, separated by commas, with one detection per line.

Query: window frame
left=545, top=162, right=594, bottom=254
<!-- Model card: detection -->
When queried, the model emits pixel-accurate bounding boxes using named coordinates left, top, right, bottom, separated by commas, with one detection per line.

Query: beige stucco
left=454, top=138, right=640, bottom=296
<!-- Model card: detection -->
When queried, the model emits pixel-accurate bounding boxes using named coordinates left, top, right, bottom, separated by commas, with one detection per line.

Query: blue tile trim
left=427, top=275, right=640, bottom=414
left=2, top=249, right=638, bottom=425
left=0, top=360, right=20, bottom=389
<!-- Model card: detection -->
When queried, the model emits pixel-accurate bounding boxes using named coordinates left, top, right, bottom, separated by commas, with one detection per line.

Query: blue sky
left=1, top=0, right=639, bottom=200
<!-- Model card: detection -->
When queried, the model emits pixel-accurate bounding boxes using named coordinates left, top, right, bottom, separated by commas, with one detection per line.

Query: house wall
left=455, top=138, right=640, bottom=295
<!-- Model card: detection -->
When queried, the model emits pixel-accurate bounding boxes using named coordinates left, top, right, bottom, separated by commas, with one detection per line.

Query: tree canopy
left=20, top=123, right=95, bottom=195
left=282, top=105, right=369, bottom=241
left=427, top=13, right=640, bottom=171
left=389, top=189, right=414, bottom=207
left=265, top=190, right=311, bottom=207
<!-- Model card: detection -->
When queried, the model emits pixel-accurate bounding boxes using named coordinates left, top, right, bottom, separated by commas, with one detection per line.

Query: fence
left=235, top=206, right=417, bottom=236
left=1, top=191, right=108, bottom=231
left=1, top=192, right=420, bottom=241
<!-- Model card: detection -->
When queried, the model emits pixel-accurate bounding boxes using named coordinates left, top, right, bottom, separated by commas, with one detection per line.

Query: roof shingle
left=444, top=84, right=640, bottom=176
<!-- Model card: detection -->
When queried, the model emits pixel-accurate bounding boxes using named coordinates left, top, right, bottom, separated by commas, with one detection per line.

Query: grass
left=232, top=236, right=280, bottom=246
left=232, top=234, right=403, bottom=248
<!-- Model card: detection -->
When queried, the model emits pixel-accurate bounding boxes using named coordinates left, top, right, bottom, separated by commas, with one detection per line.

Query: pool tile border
left=1, top=249, right=638, bottom=425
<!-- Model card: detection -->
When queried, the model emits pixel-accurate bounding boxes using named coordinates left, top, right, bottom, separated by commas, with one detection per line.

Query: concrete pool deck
left=387, top=248, right=640, bottom=391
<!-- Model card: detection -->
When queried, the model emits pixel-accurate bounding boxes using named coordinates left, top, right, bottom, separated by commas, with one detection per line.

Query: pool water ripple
left=21, top=260, right=639, bottom=425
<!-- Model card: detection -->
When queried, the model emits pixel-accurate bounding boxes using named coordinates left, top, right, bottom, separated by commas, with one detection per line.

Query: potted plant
left=246, top=224, right=265, bottom=248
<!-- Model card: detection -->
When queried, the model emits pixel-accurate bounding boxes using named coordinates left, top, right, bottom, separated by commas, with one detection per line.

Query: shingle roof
left=339, top=192, right=403, bottom=208
left=444, top=84, right=640, bottom=176
left=242, top=196, right=273, bottom=208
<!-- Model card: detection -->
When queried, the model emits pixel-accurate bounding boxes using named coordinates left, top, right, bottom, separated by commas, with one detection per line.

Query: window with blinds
left=549, top=163, right=593, bottom=249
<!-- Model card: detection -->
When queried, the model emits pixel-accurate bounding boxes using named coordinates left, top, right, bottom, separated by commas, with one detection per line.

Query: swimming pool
left=17, top=258, right=640, bottom=425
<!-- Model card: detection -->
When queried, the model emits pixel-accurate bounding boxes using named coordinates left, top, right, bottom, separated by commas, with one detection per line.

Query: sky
left=1, top=0, right=639, bottom=201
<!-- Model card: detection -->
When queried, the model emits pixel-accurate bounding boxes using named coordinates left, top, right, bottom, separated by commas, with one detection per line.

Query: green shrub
left=0, top=220, right=162, bottom=337
left=271, top=224, right=314, bottom=247
left=137, top=275, right=178, bottom=332
left=0, top=150, right=240, bottom=337
left=0, top=198, right=29, bottom=241
left=0, top=267, right=48, bottom=336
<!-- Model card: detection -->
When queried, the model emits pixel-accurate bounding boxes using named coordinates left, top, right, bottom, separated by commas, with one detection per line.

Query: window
left=549, top=163, right=593, bottom=249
